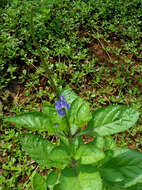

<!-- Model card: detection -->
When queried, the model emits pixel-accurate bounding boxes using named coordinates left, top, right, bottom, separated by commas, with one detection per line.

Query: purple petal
left=60, top=95, right=65, bottom=101
left=58, top=109, right=66, bottom=116
left=55, top=96, right=70, bottom=117
left=60, top=101, right=66, bottom=108
left=67, top=104, right=70, bottom=110
left=55, top=101, right=61, bottom=110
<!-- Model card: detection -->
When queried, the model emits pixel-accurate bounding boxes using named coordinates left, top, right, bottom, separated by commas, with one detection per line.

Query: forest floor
left=0, top=0, right=142, bottom=189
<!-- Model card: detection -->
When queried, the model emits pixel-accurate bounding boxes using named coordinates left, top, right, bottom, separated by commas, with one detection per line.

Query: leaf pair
left=5, top=89, right=139, bottom=137
left=60, top=88, right=139, bottom=137
left=5, top=88, right=92, bottom=134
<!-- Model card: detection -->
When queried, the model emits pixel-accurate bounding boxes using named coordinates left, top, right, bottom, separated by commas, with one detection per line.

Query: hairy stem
left=64, top=112, right=72, bottom=146
left=30, top=4, right=60, bottom=97
left=30, top=4, right=72, bottom=146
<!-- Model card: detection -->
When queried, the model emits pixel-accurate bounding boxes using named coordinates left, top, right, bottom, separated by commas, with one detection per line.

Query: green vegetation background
left=0, top=0, right=142, bottom=189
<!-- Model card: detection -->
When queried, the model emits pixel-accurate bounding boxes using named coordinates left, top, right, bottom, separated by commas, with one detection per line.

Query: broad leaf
left=93, top=136, right=105, bottom=149
left=128, top=181, right=142, bottom=190
left=104, top=136, right=117, bottom=150
left=86, top=105, right=139, bottom=136
left=59, top=88, right=92, bottom=129
left=102, top=187, right=107, bottom=190
left=104, top=184, right=125, bottom=190
left=59, top=135, right=69, bottom=146
left=48, top=145, right=71, bottom=168
left=21, top=133, right=54, bottom=168
left=33, top=173, right=47, bottom=190
left=100, top=148, right=142, bottom=188
left=21, top=133, right=70, bottom=169
left=73, top=137, right=105, bottom=165
left=0, top=186, right=5, bottom=190
left=60, top=88, right=78, bottom=105
left=97, top=150, right=114, bottom=168
left=70, top=136, right=85, bottom=157
left=46, top=171, right=60, bottom=189
left=68, top=97, right=92, bottom=128
left=74, top=143, right=105, bottom=164
left=105, top=183, right=142, bottom=190
left=70, top=124, right=80, bottom=135
left=54, top=165, right=102, bottom=190
left=5, top=112, right=61, bottom=133
left=101, top=168, right=124, bottom=182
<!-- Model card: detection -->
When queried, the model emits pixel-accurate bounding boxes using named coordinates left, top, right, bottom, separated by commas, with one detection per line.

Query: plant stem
left=30, top=4, right=73, bottom=145
left=30, top=4, right=60, bottom=97
left=72, top=128, right=81, bottom=138
left=65, top=112, right=72, bottom=145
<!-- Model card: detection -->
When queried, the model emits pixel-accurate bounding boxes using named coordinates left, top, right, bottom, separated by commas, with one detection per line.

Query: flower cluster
left=55, top=96, right=70, bottom=116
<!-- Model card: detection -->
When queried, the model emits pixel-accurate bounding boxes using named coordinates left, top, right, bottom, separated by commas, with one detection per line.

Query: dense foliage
left=0, top=0, right=142, bottom=92
left=0, top=0, right=142, bottom=189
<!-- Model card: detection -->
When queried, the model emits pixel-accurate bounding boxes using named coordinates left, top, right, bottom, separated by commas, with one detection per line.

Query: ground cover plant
left=0, top=0, right=142, bottom=189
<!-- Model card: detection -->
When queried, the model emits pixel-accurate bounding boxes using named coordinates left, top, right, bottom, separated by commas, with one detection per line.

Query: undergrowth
left=0, top=0, right=142, bottom=189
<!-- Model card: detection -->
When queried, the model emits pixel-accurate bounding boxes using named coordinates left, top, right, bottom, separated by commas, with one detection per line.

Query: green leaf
left=21, top=133, right=70, bottom=169
left=71, top=136, right=84, bottom=156
left=60, top=88, right=78, bottom=105
left=74, top=143, right=105, bottom=164
left=104, top=184, right=124, bottom=190
left=33, top=173, right=47, bottom=190
left=102, top=187, right=107, bottom=190
left=42, top=103, right=67, bottom=131
left=97, top=150, right=114, bottom=168
left=93, top=136, right=105, bottom=149
left=60, top=89, right=92, bottom=128
left=100, top=148, right=142, bottom=188
left=70, top=124, right=79, bottom=135
left=68, top=97, right=92, bottom=128
left=105, top=182, right=142, bottom=190
left=5, top=112, right=59, bottom=133
left=0, top=186, right=7, bottom=190
left=54, top=165, right=102, bottom=190
left=48, top=145, right=71, bottom=169
left=102, top=167, right=124, bottom=182
left=57, top=88, right=92, bottom=131
left=46, top=171, right=60, bottom=189
left=59, top=135, right=69, bottom=146
left=86, top=105, right=139, bottom=136
left=21, top=133, right=54, bottom=168
left=127, top=181, right=142, bottom=190
left=104, top=136, right=117, bottom=150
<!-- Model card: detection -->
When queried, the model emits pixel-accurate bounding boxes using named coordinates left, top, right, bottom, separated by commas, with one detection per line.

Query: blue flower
left=55, top=96, right=70, bottom=116
left=55, top=123, right=59, bottom=127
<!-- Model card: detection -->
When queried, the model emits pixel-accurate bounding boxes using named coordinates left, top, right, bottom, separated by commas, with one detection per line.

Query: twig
left=30, top=4, right=60, bottom=97
left=91, top=28, right=112, bottom=62
left=23, top=165, right=39, bottom=190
